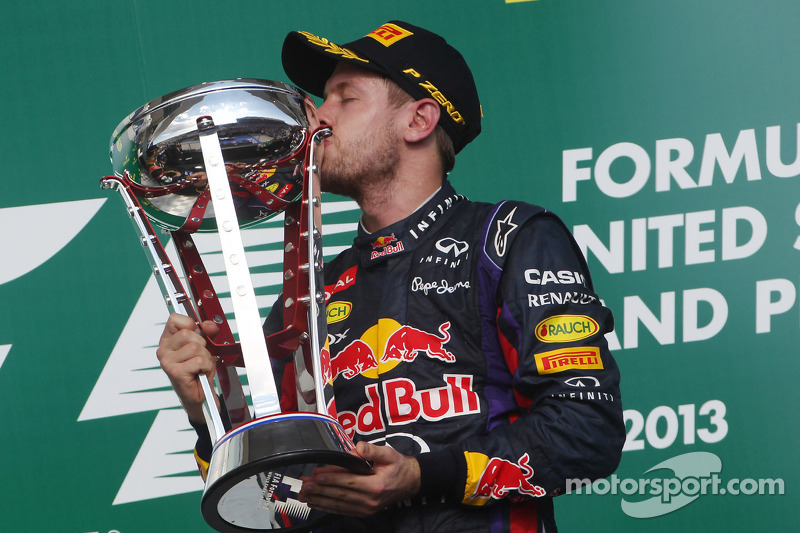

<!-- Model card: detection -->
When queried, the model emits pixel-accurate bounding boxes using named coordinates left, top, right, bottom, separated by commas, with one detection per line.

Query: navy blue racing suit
left=262, top=180, right=625, bottom=532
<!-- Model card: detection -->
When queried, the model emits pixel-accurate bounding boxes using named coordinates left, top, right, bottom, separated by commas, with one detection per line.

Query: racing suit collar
left=354, top=180, right=466, bottom=266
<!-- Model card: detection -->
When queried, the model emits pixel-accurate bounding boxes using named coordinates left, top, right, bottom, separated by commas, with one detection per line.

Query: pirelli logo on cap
left=367, top=23, right=413, bottom=46
left=535, top=346, right=603, bottom=375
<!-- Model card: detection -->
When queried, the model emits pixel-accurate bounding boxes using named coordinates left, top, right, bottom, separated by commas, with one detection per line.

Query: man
left=158, top=20, right=624, bottom=532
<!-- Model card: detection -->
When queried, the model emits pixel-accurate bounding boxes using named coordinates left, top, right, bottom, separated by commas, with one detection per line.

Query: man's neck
left=358, top=172, right=443, bottom=233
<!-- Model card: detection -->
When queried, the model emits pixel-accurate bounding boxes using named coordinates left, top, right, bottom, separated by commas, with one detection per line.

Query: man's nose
left=316, top=100, right=333, bottom=128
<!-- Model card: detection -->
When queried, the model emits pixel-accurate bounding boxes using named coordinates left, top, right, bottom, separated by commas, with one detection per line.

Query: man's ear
left=403, top=98, right=441, bottom=144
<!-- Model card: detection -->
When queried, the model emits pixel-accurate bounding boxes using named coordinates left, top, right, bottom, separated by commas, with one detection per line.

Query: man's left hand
left=297, top=441, right=421, bottom=517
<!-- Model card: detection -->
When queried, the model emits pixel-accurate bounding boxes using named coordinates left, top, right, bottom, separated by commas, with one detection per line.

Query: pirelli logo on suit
left=534, top=347, right=603, bottom=375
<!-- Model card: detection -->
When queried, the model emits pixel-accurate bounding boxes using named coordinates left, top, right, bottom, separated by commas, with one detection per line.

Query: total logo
left=325, top=265, right=357, bottom=301
left=323, top=319, right=456, bottom=383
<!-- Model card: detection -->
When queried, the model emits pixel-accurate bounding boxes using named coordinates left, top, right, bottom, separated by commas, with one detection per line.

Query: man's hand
left=297, top=441, right=421, bottom=517
left=156, top=313, right=219, bottom=423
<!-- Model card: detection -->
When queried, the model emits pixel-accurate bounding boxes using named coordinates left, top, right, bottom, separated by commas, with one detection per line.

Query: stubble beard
left=319, top=121, right=400, bottom=206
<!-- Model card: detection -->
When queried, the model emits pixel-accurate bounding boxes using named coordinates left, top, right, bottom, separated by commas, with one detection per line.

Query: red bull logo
left=328, top=320, right=477, bottom=439
left=320, top=345, right=332, bottom=384
left=370, top=241, right=404, bottom=259
left=318, top=344, right=339, bottom=418
left=370, top=234, right=405, bottom=259
left=337, top=374, right=480, bottom=438
left=382, top=322, right=455, bottom=363
left=329, top=339, right=378, bottom=381
left=372, top=233, right=398, bottom=249
left=328, top=319, right=456, bottom=382
left=465, top=452, right=546, bottom=505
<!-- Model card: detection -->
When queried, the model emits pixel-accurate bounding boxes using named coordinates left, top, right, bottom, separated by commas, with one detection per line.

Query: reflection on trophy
left=101, top=79, right=371, bottom=532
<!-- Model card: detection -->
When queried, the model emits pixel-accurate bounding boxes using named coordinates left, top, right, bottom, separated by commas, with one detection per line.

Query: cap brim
left=282, top=31, right=388, bottom=98
left=281, top=32, right=339, bottom=97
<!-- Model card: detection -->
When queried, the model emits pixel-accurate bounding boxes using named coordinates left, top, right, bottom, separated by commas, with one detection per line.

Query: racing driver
left=157, top=20, right=625, bottom=533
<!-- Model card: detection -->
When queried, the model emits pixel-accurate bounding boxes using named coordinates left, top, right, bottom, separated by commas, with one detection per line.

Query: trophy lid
left=110, top=79, right=314, bottom=232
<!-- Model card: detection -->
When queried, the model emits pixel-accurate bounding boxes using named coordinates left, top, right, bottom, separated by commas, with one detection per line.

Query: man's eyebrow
left=323, top=79, right=354, bottom=100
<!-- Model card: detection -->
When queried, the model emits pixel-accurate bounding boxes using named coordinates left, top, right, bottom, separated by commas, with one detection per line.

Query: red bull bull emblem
left=328, top=321, right=456, bottom=382
left=466, top=453, right=546, bottom=505
left=382, top=322, right=455, bottom=363
left=372, top=233, right=398, bottom=249
left=329, top=339, right=378, bottom=381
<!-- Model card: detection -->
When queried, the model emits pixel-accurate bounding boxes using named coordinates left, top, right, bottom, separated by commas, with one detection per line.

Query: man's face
left=316, top=62, right=403, bottom=202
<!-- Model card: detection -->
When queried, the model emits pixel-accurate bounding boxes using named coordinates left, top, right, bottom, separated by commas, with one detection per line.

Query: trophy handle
left=100, top=173, right=244, bottom=440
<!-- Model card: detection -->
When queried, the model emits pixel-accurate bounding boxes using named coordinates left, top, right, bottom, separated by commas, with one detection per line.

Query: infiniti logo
left=436, top=237, right=469, bottom=257
left=564, top=376, right=601, bottom=388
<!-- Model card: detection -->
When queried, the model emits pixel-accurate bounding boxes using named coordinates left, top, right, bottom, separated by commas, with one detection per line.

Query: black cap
left=282, top=21, right=481, bottom=154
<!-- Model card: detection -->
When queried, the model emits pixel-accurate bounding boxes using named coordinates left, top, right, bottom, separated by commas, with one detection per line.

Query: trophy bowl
left=109, top=79, right=313, bottom=232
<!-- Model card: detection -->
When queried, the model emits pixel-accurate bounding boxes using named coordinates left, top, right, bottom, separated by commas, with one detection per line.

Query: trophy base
left=201, top=412, right=372, bottom=532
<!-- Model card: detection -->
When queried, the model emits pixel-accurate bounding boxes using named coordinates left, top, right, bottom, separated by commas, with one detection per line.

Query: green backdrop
left=1, top=1, right=797, bottom=531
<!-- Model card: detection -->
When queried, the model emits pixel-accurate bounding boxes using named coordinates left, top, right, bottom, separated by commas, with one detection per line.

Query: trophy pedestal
left=202, top=413, right=371, bottom=532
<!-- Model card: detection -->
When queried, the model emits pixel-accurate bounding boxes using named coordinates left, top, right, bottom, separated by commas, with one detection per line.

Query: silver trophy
left=101, top=79, right=370, bottom=532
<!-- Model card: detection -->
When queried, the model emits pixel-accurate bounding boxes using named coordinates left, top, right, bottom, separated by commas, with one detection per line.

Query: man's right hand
left=156, top=313, right=220, bottom=423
